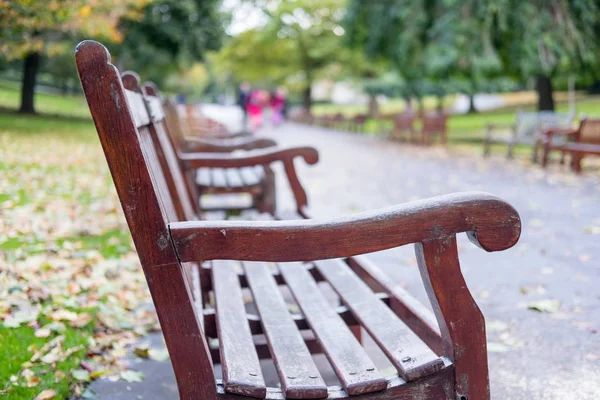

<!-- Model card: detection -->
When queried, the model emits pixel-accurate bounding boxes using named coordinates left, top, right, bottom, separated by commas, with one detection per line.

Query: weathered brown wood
left=346, top=255, right=442, bottom=354
left=215, top=365, right=455, bottom=400
left=416, top=236, right=489, bottom=400
left=212, top=260, right=266, bottom=398
left=244, top=262, right=328, bottom=399
left=314, top=259, right=444, bottom=382
left=75, top=40, right=216, bottom=400
left=171, top=192, right=521, bottom=263
left=279, top=262, right=388, bottom=396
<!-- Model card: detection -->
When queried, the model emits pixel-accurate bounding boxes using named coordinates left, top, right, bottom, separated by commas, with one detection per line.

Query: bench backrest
left=76, top=41, right=215, bottom=397
left=578, top=117, right=600, bottom=145
left=422, top=113, right=447, bottom=133
left=515, top=110, right=573, bottom=140
left=182, top=104, right=229, bottom=136
left=394, top=112, right=415, bottom=130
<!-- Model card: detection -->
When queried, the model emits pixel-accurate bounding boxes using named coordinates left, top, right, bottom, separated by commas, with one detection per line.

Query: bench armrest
left=170, top=191, right=521, bottom=263
left=179, top=146, right=318, bottom=169
left=180, top=146, right=318, bottom=211
left=182, top=136, right=276, bottom=153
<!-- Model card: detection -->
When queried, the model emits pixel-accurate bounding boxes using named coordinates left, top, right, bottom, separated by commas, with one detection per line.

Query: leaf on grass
left=35, top=328, right=52, bottom=338
left=49, top=309, right=78, bottom=322
left=34, top=389, right=57, bottom=400
left=527, top=299, right=561, bottom=313
left=72, top=369, right=91, bottom=382
left=120, top=370, right=145, bottom=383
left=69, top=313, right=93, bottom=328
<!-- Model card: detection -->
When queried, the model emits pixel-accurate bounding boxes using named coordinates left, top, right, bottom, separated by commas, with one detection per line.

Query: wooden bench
left=77, top=40, right=522, bottom=400
left=541, top=116, right=600, bottom=172
left=483, top=110, right=574, bottom=160
left=120, top=74, right=281, bottom=215
left=388, top=112, right=417, bottom=142
left=420, top=113, right=448, bottom=146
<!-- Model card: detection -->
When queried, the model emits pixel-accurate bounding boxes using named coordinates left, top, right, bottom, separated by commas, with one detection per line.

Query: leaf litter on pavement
left=1, top=132, right=163, bottom=398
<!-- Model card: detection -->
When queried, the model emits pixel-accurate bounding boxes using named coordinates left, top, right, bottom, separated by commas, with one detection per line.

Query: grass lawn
left=1, top=84, right=159, bottom=399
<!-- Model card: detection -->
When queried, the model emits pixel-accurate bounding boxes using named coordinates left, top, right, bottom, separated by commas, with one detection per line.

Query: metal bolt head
left=401, top=356, right=412, bottom=363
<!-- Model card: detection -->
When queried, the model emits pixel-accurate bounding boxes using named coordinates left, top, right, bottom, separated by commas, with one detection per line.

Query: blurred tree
left=491, top=1, right=599, bottom=111
left=115, top=0, right=226, bottom=89
left=0, top=0, right=149, bottom=113
left=345, top=0, right=600, bottom=112
left=219, top=0, right=347, bottom=111
left=344, top=0, right=435, bottom=113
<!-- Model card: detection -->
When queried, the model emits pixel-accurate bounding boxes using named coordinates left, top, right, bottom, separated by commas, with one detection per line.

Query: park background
left=1, top=1, right=599, bottom=399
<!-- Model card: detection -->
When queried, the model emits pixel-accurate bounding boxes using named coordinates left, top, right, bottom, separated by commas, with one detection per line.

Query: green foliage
left=115, top=0, right=226, bottom=88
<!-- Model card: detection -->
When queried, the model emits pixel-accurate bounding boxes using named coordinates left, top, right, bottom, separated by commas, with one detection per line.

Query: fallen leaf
left=148, top=348, right=170, bottom=361
left=35, top=328, right=51, bottom=338
left=527, top=299, right=561, bottom=313
left=120, top=370, right=144, bottom=383
left=34, top=389, right=57, bottom=400
left=72, top=369, right=90, bottom=382
left=487, top=342, right=510, bottom=353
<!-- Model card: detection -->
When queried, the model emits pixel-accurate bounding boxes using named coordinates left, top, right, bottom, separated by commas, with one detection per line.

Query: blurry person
left=238, top=82, right=251, bottom=129
left=247, top=89, right=264, bottom=131
left=270, top=87, right=287, bottom=126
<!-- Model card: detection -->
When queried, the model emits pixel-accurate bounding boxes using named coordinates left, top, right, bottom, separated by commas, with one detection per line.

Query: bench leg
left=542, top=144, right=550, bottom=168
left=532, top=140, right=540, bottom=163
left=257, top=166, right=276, bottom=214
left=572, top=153, right=583, bottom=173
left=506, top=141, right=515, bottom=159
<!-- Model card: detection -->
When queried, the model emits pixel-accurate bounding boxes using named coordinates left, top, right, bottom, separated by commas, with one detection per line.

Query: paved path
left=91, top=115, right=600, bottom=399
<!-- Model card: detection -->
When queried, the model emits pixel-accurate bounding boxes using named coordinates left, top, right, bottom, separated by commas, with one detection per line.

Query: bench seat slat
left=226, top=168, right=245, bottom=188
left=348, top=255, right=442, bottom=354
left=279, top=262, right=387, bottom=396
left=243, top=262, right=328, bottom=399
left=314, top=259, right=445, bottom=382
left=210, top=168, right=228, bottom=188
left=239, top=166, right=263, bottom=186
left=212, top=260, right=266, bottom=398
left=196, top=167, right=212, bottom=188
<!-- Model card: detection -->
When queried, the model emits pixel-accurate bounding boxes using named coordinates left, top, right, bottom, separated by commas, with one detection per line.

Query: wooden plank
left=315, top=259, right=445, bottom=382
left=347, top=255, right=442, bottom=354
left=225, top=168, right=245, bottom=188
left=279, top=262, right=387, bottom=396
left=196, top=167, right=211, bottom=187
left=210, top=168, right=228, bottom=188
left=212, top=260, right=266, bottom=398
left=239, top=166, right=261, bottom=186
left=243, top=262, right=328, bottom=399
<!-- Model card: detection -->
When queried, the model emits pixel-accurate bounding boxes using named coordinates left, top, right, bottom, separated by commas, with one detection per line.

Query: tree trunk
left=302, top=85, right=312, bottom=112
left=468, top=93, right=477, bottom=113
left=368, top=94, right=378, bottom=117
left=20, top=51, right=41, bottom=114
left=536, top=75, right=555, bottom=111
